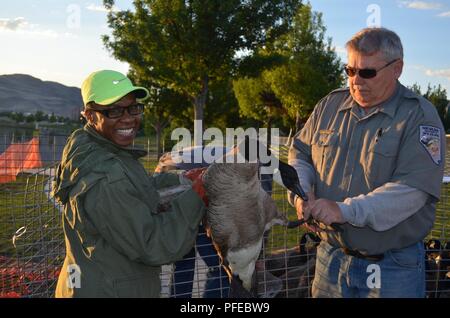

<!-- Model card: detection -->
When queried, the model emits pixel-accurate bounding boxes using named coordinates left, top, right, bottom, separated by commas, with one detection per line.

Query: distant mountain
left=0, top=74, right=82, bottom=118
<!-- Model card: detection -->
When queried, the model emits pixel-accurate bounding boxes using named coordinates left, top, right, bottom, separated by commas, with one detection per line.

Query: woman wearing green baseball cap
left=52, top=70, right=207, bottom=297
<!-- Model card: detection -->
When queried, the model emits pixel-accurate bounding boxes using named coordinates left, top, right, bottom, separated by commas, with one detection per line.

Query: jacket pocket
left=311, top=130, right=338, bottom=175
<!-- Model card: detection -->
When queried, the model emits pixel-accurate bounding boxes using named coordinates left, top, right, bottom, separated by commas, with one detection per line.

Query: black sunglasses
left=89, top=103, right=144, bottom=119
left=344, top=59, right=399, bottom=79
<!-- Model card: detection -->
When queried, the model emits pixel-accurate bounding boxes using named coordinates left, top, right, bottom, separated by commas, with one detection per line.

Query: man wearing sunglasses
left=288, top=28, right=445, bottom=297
left=52, top=70, right=207, bottom=297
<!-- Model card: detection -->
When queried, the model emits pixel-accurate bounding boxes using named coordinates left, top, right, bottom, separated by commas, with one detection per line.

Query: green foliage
left=408, top=83, right=422, bottom=95
left=103, top=0, right=302, bottom=122
left=233, top=76, right=272, bottom=122
left=25, top=114, right=34, bottom=123
left=424, top=84, right=448, bottom=127
left=233, top=3, right=344, bottom=131
left=49, top=112, right=56, bottom=123
left=408, top=83, right=449, bottom=131
left=268, top=4, right=344, bottom=122
left=145, top=85, right=190, bottom=155
left=10, top=112, right=25, bottom=123
left=204, top=78, right=241, bottom=131
left=34, top=111, right=45, bottom=122
left=56, top=116, right=65, bottom=123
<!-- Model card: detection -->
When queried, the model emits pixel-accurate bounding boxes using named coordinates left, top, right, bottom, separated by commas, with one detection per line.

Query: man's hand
left=184, top=168, right=208, bottom=206
left=294, top=192, right=320, bottom=232
left=309, top=198, right=345, bottom=226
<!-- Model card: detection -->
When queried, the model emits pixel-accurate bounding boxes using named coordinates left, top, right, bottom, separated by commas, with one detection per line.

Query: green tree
left=25, top=114, right=35, bottom=123
left=233, top=75, right=286, bottom=128
left=408, top=83, right=449, bottom=131
left=103, top=0, right=302, bottom=130
left=49, top=112, right=57, bottom=123
left=11, top=112, right=25, bottom=123
left=409, top=83, right=422, bottom=95
left=205, top=78, right=241, bottom=132
left=265, top=4, right=343, bottom=131
left=424, top=84, right=448, bottom=130
left=35, top=111, right=45, bottom=122
left=233, top=4, right=343, bottom=133
left=142, top=82, right=190, bottom=157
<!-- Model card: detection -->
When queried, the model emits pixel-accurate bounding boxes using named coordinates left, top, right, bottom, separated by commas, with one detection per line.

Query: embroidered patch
left=419, top=125, right=441, bottom=165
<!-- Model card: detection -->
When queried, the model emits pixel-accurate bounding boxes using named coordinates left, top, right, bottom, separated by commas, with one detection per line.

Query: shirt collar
left=337, top=94, right=355, bottom=112
left=376, top=81, right=402, bottom=118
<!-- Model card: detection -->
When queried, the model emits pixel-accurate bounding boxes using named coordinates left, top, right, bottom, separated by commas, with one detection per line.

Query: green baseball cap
left=81, top=70, right=150, bottom=106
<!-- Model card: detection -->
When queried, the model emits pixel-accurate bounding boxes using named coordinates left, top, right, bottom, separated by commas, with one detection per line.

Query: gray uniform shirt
left=289, top=82, right=445, bottom=255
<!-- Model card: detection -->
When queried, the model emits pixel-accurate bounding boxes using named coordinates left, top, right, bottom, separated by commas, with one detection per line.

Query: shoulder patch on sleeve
left=419, top=125, right=442, bottom=165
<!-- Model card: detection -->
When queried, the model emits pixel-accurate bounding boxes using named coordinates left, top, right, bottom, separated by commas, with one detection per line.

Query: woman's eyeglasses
left=344, top=59, right=399, bottom=79
left=90, top=103, right=144, bottom=119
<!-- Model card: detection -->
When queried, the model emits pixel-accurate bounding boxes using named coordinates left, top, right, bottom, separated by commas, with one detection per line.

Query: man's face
left=347, top=50, right=403, bottom=108
left=87, top=93, right=141, bottom=147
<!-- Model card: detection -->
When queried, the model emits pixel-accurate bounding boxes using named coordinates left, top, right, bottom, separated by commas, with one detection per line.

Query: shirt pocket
left=363, top=135, right=399, bottom=187
left=311, top=130, right=339, bottom=175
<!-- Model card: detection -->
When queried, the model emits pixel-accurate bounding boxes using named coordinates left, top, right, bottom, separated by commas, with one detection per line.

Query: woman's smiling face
left=86, top=93, right=141, bottom=147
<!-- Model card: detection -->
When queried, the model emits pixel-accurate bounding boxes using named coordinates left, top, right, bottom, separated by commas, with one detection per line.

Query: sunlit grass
left=0, top=176, right=29, bottom=256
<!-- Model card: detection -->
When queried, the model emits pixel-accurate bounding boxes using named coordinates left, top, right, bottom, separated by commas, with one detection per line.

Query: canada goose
left=203, top=162, right=289, bottom=293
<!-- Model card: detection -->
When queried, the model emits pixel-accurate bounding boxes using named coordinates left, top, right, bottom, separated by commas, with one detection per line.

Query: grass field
left=0, top=176, right=28, bottom=256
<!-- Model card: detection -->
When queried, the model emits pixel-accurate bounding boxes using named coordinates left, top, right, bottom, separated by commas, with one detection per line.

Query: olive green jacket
left=52, top=126, right=205, bottom=297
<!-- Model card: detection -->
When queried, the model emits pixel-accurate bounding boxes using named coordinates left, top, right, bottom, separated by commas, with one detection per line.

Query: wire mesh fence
left=0, top=167, right=63, bottom=297
left=0, top=132, right=449, bottom=298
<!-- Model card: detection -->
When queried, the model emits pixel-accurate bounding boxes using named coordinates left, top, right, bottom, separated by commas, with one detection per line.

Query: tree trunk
left=267, top=116, right=272, bottom=149
left=193, top=75, right=209, bottom=122
left=192, top=75, right=209, bottom=146
left=152, top=119, right=170, bottom=159
left=155, top=123, right=162, bottom=159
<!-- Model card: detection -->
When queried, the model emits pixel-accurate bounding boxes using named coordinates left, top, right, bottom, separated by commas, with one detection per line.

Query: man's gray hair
left=346, top=27, right=403, bottom=61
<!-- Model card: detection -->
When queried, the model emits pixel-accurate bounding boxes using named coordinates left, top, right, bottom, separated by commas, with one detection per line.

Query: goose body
left=155, top=141, right=308, bottom=293
left=203, top=162, right=287, bottom=291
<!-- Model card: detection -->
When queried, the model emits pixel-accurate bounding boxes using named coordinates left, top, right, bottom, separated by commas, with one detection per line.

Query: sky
left=0, top=0, right=449, bottom=94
